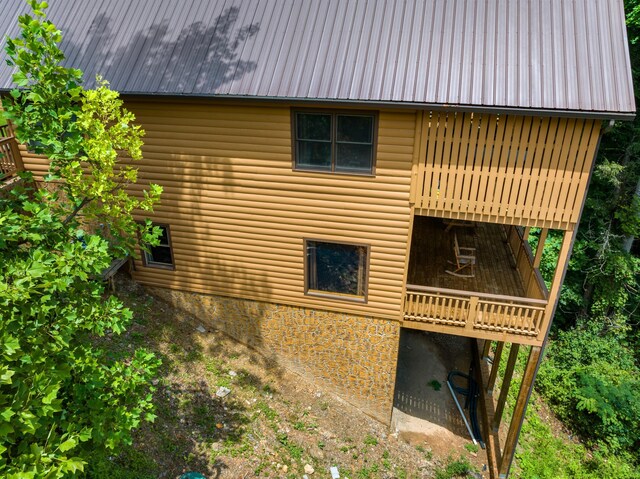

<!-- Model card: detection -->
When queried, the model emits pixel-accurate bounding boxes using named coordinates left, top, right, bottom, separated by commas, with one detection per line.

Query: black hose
left=447, top=370, right=485, bottom=449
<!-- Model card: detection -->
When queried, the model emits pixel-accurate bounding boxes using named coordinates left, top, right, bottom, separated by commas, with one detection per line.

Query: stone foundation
left=148, top=287, right=400, bottom=423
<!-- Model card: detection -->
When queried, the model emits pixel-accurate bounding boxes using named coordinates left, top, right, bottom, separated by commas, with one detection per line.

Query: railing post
left=466, top=296, right=478, bottom=331
left=8, top=138, right=24, bottom=173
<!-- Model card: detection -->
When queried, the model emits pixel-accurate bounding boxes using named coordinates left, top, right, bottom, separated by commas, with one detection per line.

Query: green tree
left=553, top=0, right=640, bottom=330
left=0, top=1, right=162, bottom=476
left=526, top=0, right=640, bottom=470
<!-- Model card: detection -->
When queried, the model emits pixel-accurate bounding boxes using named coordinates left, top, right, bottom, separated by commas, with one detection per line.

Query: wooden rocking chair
left=446, top=233, right=476, bottom=278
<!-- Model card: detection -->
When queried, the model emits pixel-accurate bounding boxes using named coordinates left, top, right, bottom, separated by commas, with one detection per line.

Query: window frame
left=291, top=109, right=378, bottom=176
left=303, top=238, right=370, bottom=303
left=141, top=223, right=175, bottom=270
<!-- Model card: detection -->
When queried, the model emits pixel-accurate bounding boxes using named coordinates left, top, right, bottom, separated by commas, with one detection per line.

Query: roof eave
left=1, top=89, right=635, bottom=121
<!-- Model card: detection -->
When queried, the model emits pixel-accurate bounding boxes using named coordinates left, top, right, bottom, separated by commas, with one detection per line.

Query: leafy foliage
left=516, top=406, right=640, bottom=479
left=0, top=1, right=162, bottom=476
left=536, top=321, right=640, bottom=458
left=2, top=1, right=161, bottom=257
left=523, top=3, right=640, bottom=472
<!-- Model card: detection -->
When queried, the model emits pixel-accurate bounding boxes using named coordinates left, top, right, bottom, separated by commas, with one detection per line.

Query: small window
left=305, top=239, right=369, bottom=301
left=294, top=111, right=376, bottom=174
left=143, top=224, right=174, bottom=269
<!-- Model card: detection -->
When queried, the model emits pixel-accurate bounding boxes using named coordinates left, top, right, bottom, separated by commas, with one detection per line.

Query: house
left=0, top=1, right=635, bottom=477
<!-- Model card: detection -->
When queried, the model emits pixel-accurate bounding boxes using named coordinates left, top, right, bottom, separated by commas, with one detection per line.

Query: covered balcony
left=404, top=216, right=550, bottom=346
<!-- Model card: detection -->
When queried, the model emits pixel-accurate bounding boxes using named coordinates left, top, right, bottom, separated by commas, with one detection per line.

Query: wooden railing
left=504, top=225, right=548, bottom=300
left=411, top=111, right=601, bottom=230
left=404, top=284, right=548, bottom=341
left=0, top=136, right=24, bottom=180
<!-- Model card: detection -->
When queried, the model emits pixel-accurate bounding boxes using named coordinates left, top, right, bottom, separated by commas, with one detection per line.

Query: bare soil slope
left=107, top=274, right=486, bottom=478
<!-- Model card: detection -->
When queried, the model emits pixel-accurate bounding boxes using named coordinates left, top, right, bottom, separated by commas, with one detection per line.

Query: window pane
left=158, top=226, right=170, bottom=246
left=144, top=225, right=173, bottom=267
left=308, top=241, right=366, bottom=296
left=335, top=143, right=373, bottom=172
left=336, top=115, right=373, bottom=143
left=148, top=245, right=173, bottom=265
left=297, top=113, right=331, bottom=140
left=297, top=140, right=332, bottom=169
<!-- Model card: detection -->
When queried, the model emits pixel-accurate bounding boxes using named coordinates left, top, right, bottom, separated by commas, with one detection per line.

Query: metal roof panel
left=0, top=0, right=634, bottom=116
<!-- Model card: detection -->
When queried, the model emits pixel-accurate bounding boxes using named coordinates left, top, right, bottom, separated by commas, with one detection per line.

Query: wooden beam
left=499, top=346, right=541, bottom=478
left=409, top=111, right=425, bottom=204
left=532, top=228, right=548, bottom=269
left=532, top=229, right=574, bottom=339
left=493, top=344, right=520, bottom=431
left=474, top=340, right=500, bottom=479
left=482, top=339, right=492, bottom=359
left=487, top=341, right=504, bottom=395
left=543, top=230, right=574, bottom=325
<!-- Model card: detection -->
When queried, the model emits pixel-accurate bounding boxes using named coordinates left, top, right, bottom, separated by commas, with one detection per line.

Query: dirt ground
left=108, top=274, right=487, bottom=478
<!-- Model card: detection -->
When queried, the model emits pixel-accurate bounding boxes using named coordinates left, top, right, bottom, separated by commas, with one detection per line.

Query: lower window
left=305, top=239, right=369, bottom=300
left=143, top=224, right=174, bottom=269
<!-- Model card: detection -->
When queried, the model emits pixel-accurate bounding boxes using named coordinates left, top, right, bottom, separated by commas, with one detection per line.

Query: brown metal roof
left=0, top=0, right=635, bottom=117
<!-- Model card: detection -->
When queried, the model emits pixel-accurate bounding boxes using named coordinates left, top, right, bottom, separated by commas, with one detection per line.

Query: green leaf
left=62, top=457, right=85, bottom=473
left=2, top=336, right=20, bottom=356
left=1, top=409, right=15, bottom=422
left=58, top=438, right=76, bottom=452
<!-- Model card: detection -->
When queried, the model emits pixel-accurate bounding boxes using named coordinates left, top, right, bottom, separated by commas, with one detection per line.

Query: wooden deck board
left=408, top=216, right=525, bottom=297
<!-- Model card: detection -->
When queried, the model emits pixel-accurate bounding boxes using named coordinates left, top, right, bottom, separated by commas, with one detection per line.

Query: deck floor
left=408, top=217, right=525, bottom=297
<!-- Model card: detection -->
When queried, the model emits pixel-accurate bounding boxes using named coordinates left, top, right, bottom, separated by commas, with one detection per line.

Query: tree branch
left=62, top=196, right=93, bottom=226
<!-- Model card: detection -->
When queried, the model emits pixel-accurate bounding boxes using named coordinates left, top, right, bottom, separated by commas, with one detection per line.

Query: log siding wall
left=126, top=100, right=415, bottom=320
left=14, top=101, right=602, bottom=331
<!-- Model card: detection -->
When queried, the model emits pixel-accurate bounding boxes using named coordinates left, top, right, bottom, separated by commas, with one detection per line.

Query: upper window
left=294, top=111, right=376, bottom=174
left=305, top=239, right=369, bottom=301
left=143, top=224, right=174, bottom=269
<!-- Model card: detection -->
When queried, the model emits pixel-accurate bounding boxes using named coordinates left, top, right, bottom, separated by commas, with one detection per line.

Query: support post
left=499, top=230, right=574, bottom=478
left=532, top=228, right=548, bottom=269
left=542, top=231, right=574, bottom=330
left=486, top=341, right=504, bottom=395
left=493, top=344, right=520, bottom=431
left=498, top=346, right=541, bottom=478
left=482, top=339, right=492, bottom=359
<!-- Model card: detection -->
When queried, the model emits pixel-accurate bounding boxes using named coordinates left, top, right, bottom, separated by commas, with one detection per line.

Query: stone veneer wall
left=148, top=287, right=401, bottom=423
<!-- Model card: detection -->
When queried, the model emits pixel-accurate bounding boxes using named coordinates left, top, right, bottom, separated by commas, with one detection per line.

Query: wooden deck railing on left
left=403, top=284, right=549, bottom=346
left=0, top=136, right=24, bottom=181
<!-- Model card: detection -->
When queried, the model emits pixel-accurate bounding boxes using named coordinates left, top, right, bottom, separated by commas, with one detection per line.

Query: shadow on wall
left=62, top=6, right=259, bottom=92
left=90, top=6, right=279, bottom=376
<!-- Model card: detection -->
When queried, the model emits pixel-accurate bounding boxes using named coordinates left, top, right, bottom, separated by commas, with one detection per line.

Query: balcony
left=403, top=217, right=549, bottom=346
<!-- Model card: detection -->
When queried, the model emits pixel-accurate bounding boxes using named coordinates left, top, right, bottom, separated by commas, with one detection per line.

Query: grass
left=363, top=434, right=378, bottom=446
left=87, top=447, right=159, bottom=479
left=434, top=455, right=474, bottom=479
left=493, top=343, right=640, bottom=479
left=464, top=443, right=479, bottom=454
left=428, top=379, right=442, bottom=391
